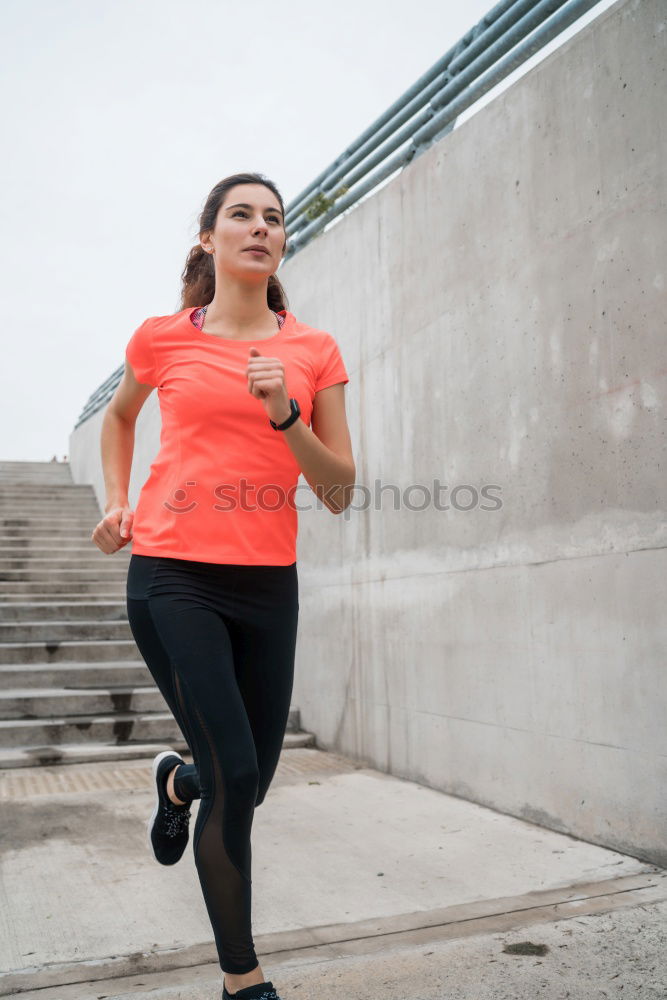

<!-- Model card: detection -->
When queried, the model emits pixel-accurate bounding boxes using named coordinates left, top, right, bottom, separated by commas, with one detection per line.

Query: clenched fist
left=91, top=504, right=134, bottom=554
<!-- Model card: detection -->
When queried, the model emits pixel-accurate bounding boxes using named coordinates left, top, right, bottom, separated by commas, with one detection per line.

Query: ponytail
left=180, top=244, right=215, bottom=309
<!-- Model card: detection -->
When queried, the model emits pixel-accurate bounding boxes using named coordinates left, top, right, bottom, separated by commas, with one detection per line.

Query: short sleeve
left=125, top=318, right=157, bottom=386
left=315, top=333, right=349, bottom=392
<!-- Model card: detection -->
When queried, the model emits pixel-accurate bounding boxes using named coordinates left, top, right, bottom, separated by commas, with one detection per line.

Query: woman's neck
left=199, top=302, right=280, bottom=340
left=203, top=279, right=275, bottom=333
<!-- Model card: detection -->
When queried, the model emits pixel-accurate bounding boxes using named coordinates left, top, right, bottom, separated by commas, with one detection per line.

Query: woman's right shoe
left=222, top=979, right=281, bottom=999
left=147, top=749, right=191, bottom=865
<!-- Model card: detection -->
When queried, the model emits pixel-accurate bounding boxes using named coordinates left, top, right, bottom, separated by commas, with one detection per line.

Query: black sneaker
left=147, top=749, right=191, bottom=865
left=222, top=981, right=281, bottom=1000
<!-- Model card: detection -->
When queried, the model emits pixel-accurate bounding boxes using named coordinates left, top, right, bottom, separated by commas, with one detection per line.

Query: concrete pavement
left=1, top=746, right=665, bottom=998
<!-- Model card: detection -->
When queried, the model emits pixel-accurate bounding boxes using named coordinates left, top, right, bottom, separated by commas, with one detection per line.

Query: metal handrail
left=74, top=0, right=604, bottom=428
left=282, top=0, right=602, bottom=256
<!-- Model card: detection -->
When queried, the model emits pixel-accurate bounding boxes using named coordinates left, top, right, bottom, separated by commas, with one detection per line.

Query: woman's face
left=202, top=183, right=286, bottom=280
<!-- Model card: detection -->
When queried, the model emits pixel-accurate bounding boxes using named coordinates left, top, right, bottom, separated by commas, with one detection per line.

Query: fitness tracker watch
left=270, top=397, right=301, bottom=431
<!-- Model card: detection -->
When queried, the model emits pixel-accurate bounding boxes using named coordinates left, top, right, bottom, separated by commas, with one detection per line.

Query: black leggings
left=126, top=553, right=299, bottom=975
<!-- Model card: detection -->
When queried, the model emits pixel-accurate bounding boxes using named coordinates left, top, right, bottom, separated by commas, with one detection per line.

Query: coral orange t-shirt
left=124, top=306, right=349, bottom=565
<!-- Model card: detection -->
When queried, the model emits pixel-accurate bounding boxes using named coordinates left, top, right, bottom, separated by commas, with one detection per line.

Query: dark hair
left=179, top=172, right=290, bottom=312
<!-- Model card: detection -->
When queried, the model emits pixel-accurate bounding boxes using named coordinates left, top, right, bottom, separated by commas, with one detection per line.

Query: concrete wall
left=70, top=0, right=667, bottom=865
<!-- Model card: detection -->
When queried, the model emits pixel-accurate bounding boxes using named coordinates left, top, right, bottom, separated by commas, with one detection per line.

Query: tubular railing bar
left=90, top=368, right=122, bottom=400
left=414, top=0, right=602, bottom=148
left=282, top=0, right=602, bottom=258
left=283, top=0, right=520, bottom=229
left=74, top=365, right=123, bottom=428
left=83, top=370, right=122, bottom=406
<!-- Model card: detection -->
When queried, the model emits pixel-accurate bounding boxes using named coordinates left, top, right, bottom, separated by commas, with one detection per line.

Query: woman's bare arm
left=280, top=382, right=356, bottom=514
left=91, top=362, right=153, bottom=552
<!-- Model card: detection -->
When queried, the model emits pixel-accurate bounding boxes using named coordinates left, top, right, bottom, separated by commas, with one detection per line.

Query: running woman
left=91, top=171, right=355, bottom=1000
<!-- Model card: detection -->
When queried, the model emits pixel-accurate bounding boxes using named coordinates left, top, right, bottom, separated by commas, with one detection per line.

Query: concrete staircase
left=0, top=460, right=313, bottom=769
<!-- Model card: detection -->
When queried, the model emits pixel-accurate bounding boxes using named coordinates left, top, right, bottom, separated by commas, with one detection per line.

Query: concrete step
left=0, top=500, right=101, bottom=512
left=0, top=661, right=153, bottom=689
left=0, top=468, right=72, bottom=483
left=0, top=462, right=72, bottom=469
left=0, top=711, right=313, bottom=749
left=0, top=619, right=133, bottom=642
left=0, top=739, right=190, bottom=768
left=0, top=480, right=76, bottom=485
left=0, top=601, right=127, bottom=621
left=0, top=711, right=184, bottom=746
left=0, top=540, right=131, bottom=551
left=0, top=517, right=101, bottom=527
left=0, top=545, right=129, bottom=557
left=0, top=554, right=131, bottom=570
left=0, top=484, right=95, bottom=496
left=0, top=492, right=95, bottom=504
left=0, top=462, right=72, bottom=467
left=0, top=585, right=126, bottom=599
left=0, top=504, right=97, bottom=513
left=0, top=543, right=123, bottom=559
left=0, top=484, right=94, bottom=494
left=0, top=528, right=103, bottom=539
left=0, top=729, right=315, bottom=769
left=0, top=568, right=128, bottom=582
left=0, top=484, right=75, bottom=490
left=0, top=639, right=138, bottom=664
left=0, top=685, right=167, bottom=719
left=0, top=689, right=303, bottom=729
left=0, top=525, right=103, bottom=537
left=0, top=514, right=101, bottom=527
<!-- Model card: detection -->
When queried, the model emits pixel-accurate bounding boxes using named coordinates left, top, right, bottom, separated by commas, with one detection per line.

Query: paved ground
left=1, top=746, right=665, bottom=999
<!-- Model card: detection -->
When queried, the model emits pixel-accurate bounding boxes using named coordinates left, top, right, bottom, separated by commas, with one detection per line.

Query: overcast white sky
left=1, top=0, right=614, bottom=461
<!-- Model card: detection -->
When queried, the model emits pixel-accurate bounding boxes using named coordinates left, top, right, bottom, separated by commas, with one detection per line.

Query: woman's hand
left=91, top=504, right=134, bottom=554
left=246, top=347, right=293, bottom=426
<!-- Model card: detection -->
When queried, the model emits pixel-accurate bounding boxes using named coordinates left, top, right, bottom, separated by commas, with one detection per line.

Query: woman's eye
left=232, top=210, right=280, bottom=223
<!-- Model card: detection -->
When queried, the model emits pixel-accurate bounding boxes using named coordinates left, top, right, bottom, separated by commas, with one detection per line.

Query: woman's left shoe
left=147, top=749, right=192, bottom=865
left=222, top=980, right=281, bottom=999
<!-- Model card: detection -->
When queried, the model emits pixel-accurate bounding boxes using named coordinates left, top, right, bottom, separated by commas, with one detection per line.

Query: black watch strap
left=270, top=397, right=300, bottom=431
